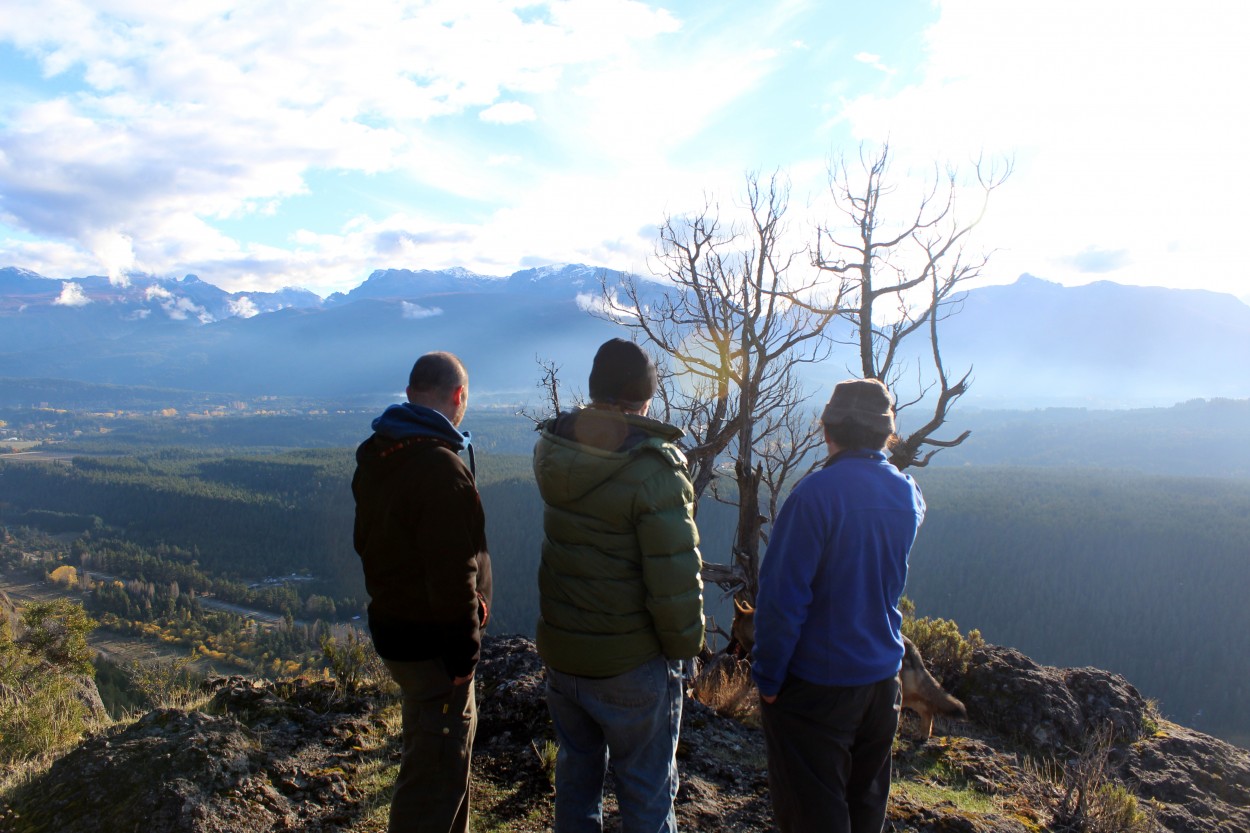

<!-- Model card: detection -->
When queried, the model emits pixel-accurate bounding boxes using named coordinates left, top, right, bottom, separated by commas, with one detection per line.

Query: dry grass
left=690, top=654, right=760, bottom=724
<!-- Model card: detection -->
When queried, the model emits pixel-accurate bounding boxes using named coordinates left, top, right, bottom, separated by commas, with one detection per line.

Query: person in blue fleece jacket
left=752, top=378, right=925, bottom=833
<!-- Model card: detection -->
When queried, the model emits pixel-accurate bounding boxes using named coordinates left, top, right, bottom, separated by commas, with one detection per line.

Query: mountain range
left=2, top=264, right=1248, bottom=408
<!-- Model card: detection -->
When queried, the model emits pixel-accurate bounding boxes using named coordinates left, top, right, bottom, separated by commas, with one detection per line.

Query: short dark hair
left=824, top=419, right=897, bottom=453
left=408, top=352, right=467, bottom=394
left=588, top=338, right=657, bottom=406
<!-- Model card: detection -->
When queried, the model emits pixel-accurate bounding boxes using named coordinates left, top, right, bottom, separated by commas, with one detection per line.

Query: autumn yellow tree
left=49, top=565, right=79, bottom=589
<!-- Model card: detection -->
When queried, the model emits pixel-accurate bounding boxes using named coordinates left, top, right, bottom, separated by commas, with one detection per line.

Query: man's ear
left=404, top=385, right=415, bottom=403
left=451, top=384, right=467, bottom=407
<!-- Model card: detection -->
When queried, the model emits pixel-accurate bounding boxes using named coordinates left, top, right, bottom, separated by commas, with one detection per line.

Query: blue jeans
left=545, top=657, right=683, bottom=833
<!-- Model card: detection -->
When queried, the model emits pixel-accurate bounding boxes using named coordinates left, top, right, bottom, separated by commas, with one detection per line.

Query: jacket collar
left=372, top=402, right=470, bottom=451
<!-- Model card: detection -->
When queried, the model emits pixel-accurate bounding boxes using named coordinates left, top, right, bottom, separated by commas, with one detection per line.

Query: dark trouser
left=760, top=674, right=901, bottom=833
left=383, top=659, right=477, bottom=833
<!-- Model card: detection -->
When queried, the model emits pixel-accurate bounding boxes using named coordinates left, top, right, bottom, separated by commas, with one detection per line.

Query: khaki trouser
left=383, top=659, right=477, bottom=833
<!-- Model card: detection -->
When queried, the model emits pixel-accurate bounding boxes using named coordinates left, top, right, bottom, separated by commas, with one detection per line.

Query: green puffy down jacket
left=533, top=409, right=705, bottom=678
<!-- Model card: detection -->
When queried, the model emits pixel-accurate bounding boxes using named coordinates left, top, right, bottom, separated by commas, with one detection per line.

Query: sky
left=1, top=0, right=1248, bottom=301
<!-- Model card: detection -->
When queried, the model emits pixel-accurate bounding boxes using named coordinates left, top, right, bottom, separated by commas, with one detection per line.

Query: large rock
left=1120, top=722, right=1250, bottom=833
left=10, top=677, right=378, bottom=833
left=958, top=644, right=1148, bottom=751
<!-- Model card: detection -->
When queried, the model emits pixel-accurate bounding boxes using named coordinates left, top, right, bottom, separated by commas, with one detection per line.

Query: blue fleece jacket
left=751, top=449, right=925, bottom=696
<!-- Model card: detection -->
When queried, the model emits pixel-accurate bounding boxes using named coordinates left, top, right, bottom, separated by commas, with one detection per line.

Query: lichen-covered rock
left=6, top=635, right=1248, bottom=833
left=68, top=671, right=108, bottom=722
left=958, top=645, right=1088, bottom=750
left=1063, top=665, right=1148, bottom=742
left=9, top=679, right=378, bottom=833
left=958, top=644, right=1149, bottom=752
left=1120, top=721, right=1250, bottom=833
left=475, top=633, right=549, bottom=746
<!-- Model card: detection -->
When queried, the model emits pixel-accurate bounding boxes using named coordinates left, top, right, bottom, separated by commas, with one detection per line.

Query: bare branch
left=813, top=143, right=1010, bottom=470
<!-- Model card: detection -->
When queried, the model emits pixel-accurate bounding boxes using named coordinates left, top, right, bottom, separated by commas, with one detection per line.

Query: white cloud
left=853, top=51, right=894, bottom=74
left=479, top=101, right=537, bottom=124
left=838, top=0, right=1250, bottom=296
left=25, top=0, right=1242, bottom=304
left=401, top=301, right=442, bottom=320
left=53, top=281, right=90, bottom=306
left=89, top=231, right=136, bottom=286
left=0, top=0, right=691, bottom=286
left=575, top=288, right=637, bottom=322
left=145, top=283, right=213, bottom=322
left=227, top=295, right=259, bottom=318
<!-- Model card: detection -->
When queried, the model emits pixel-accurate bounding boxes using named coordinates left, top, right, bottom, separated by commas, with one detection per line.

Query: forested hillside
left=3, top=445, right=1248, bottom=745
left=926, top=398, right=1250, bottom=477
left=906, top=467, right=1250, bottom=743
left=10, top=393, right=1250, bottom=478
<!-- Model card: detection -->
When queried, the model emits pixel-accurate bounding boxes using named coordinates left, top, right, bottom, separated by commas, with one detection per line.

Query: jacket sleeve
left=750, top=484, right=821, bottom=697
left=635, top=459, right=705, bottom=660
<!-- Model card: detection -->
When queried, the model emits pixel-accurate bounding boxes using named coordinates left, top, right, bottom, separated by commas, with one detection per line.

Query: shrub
left=18, top=599, right=97, bottom=677
left=127, top=654, right=202, bottom=710
left=321, top=627, right=382, bottom=694
left=1056, top=723, right=1160, bottom=833
left=901, top=614, right=984, bottom=687
left=1088, top=783, right=1154, bottom=832
left=531, top=738, right=558, bottom=784
left=691, top=654, right=759, bottom=724
left=0, top=611, right=96, bottom=765
left=0, top=672, right=89, bottom=763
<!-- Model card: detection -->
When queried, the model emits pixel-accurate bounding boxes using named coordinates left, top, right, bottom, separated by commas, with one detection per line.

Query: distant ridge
left=930, top=274, right=1250, bottom=407
left=1, top=265, right=1248, bottom=408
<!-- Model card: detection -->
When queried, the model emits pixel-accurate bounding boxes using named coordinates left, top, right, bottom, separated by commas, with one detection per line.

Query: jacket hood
left=357, top=402, right=473, bottom=472
left=371, top=402, right=469, bottom=448
left=534, top=409, right=685, bottom=505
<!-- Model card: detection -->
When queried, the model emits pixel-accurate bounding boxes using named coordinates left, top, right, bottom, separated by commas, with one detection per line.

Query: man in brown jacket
left=353, top=351, right=492, bottom=833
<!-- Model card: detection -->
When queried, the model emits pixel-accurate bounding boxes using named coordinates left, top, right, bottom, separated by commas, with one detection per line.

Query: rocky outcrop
left=8, top=677, right=379, bottom=833
left=6, top=637, right=1249, bottom=833
left=958, top=644, right=1149, bottom=750
left=955, top=643, right=1250, bottom=833
left=1121, top=722, right=1250, bottom=833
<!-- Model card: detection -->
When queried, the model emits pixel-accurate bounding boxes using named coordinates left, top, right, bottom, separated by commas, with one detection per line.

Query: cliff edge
left=4, top=637, right=1247, bottom=833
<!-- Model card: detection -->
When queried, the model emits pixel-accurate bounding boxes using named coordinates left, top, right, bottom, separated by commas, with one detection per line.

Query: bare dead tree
left=582, top=153, right=1007, bottom=655
left=813, top=143, right=1011, bottom=470
left=599, top=172, right=844, bottom=612
left=518, top=355, right=584, bottom=426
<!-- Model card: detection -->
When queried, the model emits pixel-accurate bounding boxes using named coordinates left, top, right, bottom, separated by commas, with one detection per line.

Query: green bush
left=0, top=672, right=89, bottom=763
left=0, top=607, right=97, bottom=764
left=1056, top=723, right=1160, bottom=833
left=1088, top=783, right=1154, bottom=832
left=900, top=603, right=984, bottom=686
left=320, top=628, right=383, bottom=694
left=126, top=654, right=201, bottom=710
left=18, top=599, right=97, bottom=677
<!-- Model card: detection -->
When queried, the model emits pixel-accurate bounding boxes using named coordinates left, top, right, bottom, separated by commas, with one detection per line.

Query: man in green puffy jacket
left=533, top=338, right=705, bottom=833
